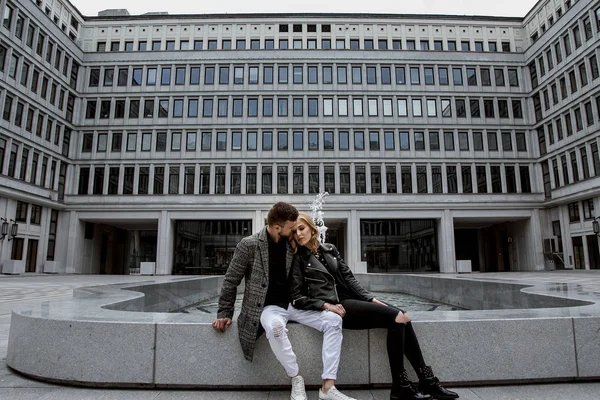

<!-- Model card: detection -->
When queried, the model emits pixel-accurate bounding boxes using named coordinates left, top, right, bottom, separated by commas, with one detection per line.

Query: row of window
left=10, top=201, right=59, bottom=264
left=1, top=90, right=73, bottom=152
left=94, top=36, right=513, bottom=53
left=87, top=63, right=521, bottom=88
left=82, top=96, right=525, bottom=121
left=541, top=139, right=600, bottom=197
left=532, top=52, right=599, bottom=122
left=80, top=129, right=529, bottom=154
left=15, top=200, right=42, bottom=224
left=528, top=0, right=578, bottom=43
left=537, top=93, right=600, bottom=155
left=532, top=13, right=600, bottom=88
left=1, top=7, right=80, bottom=89
left=0, top=137, right=66, bottom=195
left=568, top=198, right=596, bottom=223
left=0, top=51, right=78, bottom=123
left=76, top=162, right=533, bottom=196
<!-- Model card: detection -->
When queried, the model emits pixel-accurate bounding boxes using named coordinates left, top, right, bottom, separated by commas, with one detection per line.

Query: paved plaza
left=1, top=272, right=599, bottom=400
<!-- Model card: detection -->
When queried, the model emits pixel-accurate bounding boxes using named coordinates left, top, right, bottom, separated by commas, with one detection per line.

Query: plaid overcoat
left=217, top=226, right=293, bottom=361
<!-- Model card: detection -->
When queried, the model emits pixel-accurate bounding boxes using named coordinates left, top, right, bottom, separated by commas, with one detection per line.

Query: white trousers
left=260, top=304, right=343, bottom=380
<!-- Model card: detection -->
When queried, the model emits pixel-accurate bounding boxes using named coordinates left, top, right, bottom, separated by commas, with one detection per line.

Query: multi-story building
left=0, top=0, right=598, bottom=276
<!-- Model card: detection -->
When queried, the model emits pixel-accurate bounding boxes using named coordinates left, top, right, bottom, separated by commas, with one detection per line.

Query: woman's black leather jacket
left=289, top=243, right=373, bottom=311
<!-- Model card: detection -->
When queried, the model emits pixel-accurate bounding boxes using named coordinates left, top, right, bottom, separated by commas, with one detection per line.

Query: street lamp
left=593, top=217, right=600, bottom=236
left=0, top=218, right=9, bottom=241
left=7, top=219, right=18, bottom=241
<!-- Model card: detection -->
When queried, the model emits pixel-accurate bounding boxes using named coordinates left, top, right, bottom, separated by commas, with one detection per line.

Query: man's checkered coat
left=217, top=226, right=293, bottom=361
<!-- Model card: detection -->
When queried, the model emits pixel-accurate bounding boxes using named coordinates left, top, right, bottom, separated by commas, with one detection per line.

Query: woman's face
left=293, top=220, right=314, bottom=246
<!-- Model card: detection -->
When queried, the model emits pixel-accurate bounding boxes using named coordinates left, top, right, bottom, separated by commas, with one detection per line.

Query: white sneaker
left=291, top=375, right=307, bottom=400
left=319, top=386, right=357, bottom=400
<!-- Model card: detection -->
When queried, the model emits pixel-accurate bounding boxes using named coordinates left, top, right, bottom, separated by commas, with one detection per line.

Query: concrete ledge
left=370, top=319, right=577, bottom=384
left=6, top=274, right=600, bottom=388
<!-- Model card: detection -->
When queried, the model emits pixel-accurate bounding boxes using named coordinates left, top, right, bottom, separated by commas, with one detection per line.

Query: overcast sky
left=69, top=0, right=540, bottom=18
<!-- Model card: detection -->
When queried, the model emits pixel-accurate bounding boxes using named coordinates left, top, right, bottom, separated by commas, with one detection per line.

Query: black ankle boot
left=391, top=369, right=432, bottom=400
left=417, top=366, right=459, bottom=399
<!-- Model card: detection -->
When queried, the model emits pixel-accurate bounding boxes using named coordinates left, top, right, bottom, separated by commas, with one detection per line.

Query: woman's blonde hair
left=290, top=213, right=321, bottom=254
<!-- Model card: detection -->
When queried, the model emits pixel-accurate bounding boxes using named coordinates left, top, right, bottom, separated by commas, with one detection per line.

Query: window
left=263, top=98, right=273, bottom=117
left=568, top=202, right=580, bottom=223
left=412, top=99, right=422, bottom=117
left=355, top=166, right=366, bottom=193
left=424, top=131, right=438, bottom=151
left=339, top=131, right=349, bottom=150
left=216, top=132, right=226, bottom=151
left=371, top=166, right=382, bottom=193
left=399, top=132, right=409, bottom=150
left=502, top=132, right=512, bottom=151
left=462, top=166, right=473, bottom=193
left=426, top=99, right=436, bottom=117
left=416, top=166, right=427, bottom=193
left=353, top=99, right=363, bottom=116
left=410, top=67, right=420, bottom=84
left=169, top=166, right=180, bottom=194
left=458, top=132, right=469, bottom=151
left=453, top=68, right=463, bottom=85
left=414, top=132, right=425, bottom=151
left=354, top=131, right=364, bottom=150
left=277, top=166, right=288, bottom=194
left=491, top=166, right=502, bottom=193
left=263, top=131, right=273, bottom=150
left=308, top=131, right=318, bottom=150
left=467, top=68, right=477, bottom=86
left=470, top=99, right=480, bottom=118
left=293, top=131, right=303, bottom=150
left=369, top=131, right=380, bottom=150
left=219, top=66, right=229, bottom=84
left=367, top=66, right=376, bottom=84
left=203, top=99, right=213, bottom=117
left=293, top=66, right=303, bottom=84
left=293, top=166, right=303, bottom=194
left=293, top=98, right=303, bottom=116
left=278, top=131, right=288, bottom=150
left=508, top=69, right=519, bottom=87
left=279, top=66, right=288, bottom=84
left=368, top=99, right=378, bottom=116
left=396, top=67, right=405, bottom=84
left=438, top=67, right=449, bottom=85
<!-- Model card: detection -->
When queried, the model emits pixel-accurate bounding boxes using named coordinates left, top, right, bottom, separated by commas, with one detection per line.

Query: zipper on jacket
left=307, top=265, right=339, bottom=302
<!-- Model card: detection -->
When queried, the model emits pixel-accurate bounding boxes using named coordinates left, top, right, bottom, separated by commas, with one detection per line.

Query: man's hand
left=212, top=318, right=232, bottom=332
left=323, top=302, right=346, bottom=318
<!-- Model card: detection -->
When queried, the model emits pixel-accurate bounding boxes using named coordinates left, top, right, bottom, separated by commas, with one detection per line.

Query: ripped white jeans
left=260, top=304, right=343, bottom=380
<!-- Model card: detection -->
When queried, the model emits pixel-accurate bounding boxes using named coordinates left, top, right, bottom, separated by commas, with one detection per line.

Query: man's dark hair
left=267, top=202, right=299, bottom=226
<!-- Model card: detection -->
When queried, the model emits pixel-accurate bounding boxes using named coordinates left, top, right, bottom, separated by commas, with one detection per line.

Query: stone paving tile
left=0, top=388, right=162, bottom=400
left=154, top=390, right=271, bottom=399
left=370, top=388, right=480, bottom=400
left=470, top=382, right=600, bottom=400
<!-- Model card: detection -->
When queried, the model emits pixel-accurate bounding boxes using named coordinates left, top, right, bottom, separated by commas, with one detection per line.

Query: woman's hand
left=371, top=298, right=387, bottom=306
left=323, top=302, right=346, bottom=318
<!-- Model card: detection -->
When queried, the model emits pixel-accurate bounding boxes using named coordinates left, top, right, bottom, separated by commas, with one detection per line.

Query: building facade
left=0, top=0, right=599, bottom=275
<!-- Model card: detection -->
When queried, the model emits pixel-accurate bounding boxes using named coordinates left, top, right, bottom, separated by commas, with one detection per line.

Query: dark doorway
left=25, top=239, right=38, bottom=272
left=480, top=223, right=511, bottom=272
left=454, top=229, right=480, bottom=271
left=98, top=226, right=128, bottom=274
left=572, top=237, right=585, bottom=269
left=587, top=235, right=599, bottom=270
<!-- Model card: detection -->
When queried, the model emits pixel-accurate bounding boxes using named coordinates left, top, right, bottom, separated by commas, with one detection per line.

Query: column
left=155, top=210, right=172, bottom=275
left=438, top=210, right=456, bottom=273
left=529, top=209, right=546, bottom=271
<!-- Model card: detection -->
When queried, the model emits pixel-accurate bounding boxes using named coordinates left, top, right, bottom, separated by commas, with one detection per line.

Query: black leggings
left=340, top=299, right=426, bottom=377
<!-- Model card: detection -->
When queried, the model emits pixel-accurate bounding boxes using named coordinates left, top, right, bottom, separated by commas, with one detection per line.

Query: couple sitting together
left=212, top=202, right=458, bottom=400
